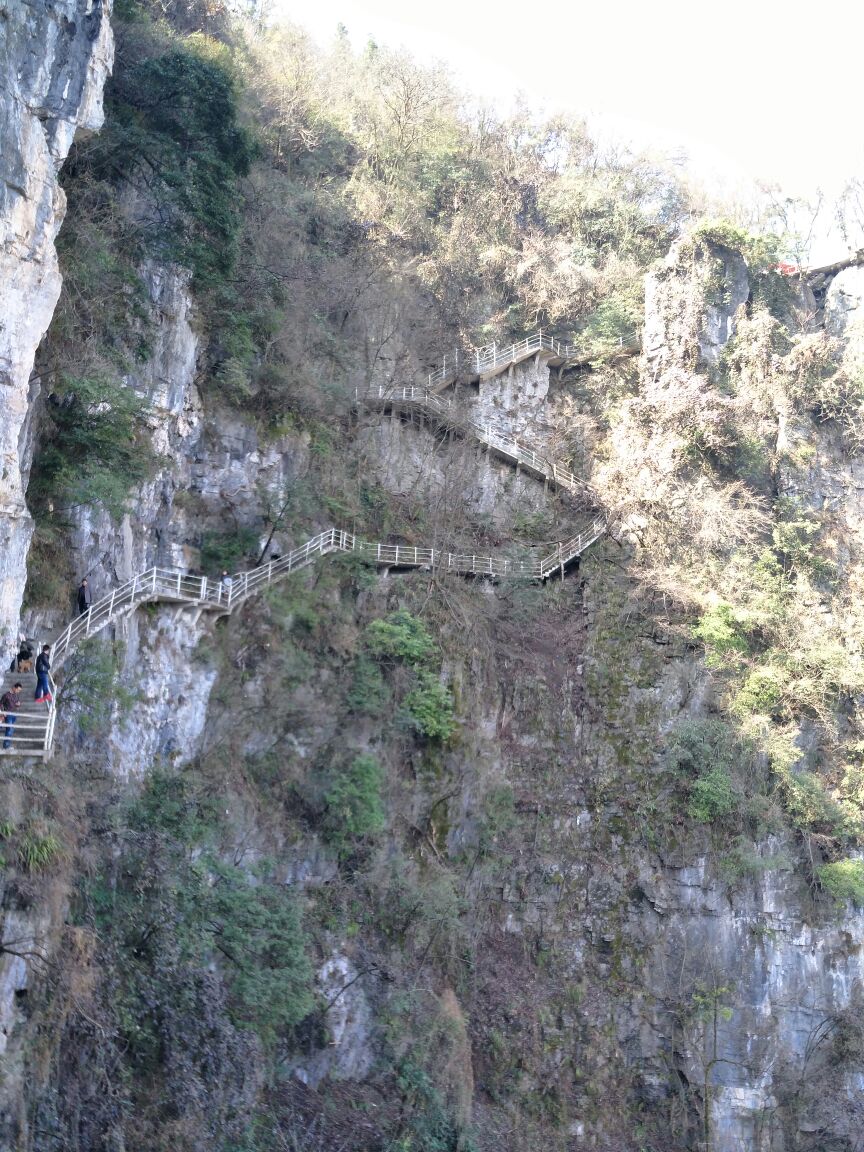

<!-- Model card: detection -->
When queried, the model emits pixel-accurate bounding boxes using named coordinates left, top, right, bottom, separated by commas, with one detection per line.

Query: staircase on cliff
left=3, top=331, right=607, bottom=759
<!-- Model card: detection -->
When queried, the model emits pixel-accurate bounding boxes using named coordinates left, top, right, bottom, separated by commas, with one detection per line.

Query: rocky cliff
left=2, top=9, right=864, bottom=1152
left=0, top=0, right=113, bottom=652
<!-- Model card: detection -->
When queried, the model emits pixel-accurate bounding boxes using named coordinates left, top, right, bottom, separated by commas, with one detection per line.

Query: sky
left=271, top=0, right=864, bottom=263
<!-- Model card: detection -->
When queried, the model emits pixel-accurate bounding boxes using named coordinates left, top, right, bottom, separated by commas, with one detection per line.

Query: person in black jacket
left=35, top=646, right=52, bottom=704
left=77, top=577, right=92, bottom=616
left=1, top=682, right=22, bottom=749
left=8, top=637, right=33, bottom=673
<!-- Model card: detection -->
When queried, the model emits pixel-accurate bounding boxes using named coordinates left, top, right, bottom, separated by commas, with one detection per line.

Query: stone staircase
left=0, top=672, right=52, bottom=757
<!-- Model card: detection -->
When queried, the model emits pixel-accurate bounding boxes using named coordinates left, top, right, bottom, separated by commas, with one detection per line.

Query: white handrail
left=358, top=385, right=592, bottom=495
left=18, top=330, right=611, bottom=761
left=423, top=329, right=604, bottom=389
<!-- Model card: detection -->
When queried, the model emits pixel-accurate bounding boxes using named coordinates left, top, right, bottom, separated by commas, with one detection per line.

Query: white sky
left=271, top=0, right=864, bottom=263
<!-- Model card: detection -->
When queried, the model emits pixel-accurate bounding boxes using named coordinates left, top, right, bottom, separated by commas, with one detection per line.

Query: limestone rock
left=0, top=0, right=113, bottom=651
left=824, top=264, right=864, bottom=339
left=642, top=234, right=749, bottom=385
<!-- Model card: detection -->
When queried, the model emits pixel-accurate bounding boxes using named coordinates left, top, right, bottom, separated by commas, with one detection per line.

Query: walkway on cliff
left=358, top=384, right=592, bottom=495
left=2, top=330, right=607, bottom=759
left=422, top=329, right=639, bottom=390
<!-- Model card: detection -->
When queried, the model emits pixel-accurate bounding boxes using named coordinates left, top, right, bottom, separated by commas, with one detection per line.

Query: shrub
left=106, top=772, right=315, bottom=1049
left=575, top=281, right=643, bottom=355
left=202, top=861, right=315, bottom=1039
left=200, top=526, right=260, bottom=574
left=391, top=1057, right=474, bottom=1152
left=402, top=673, right=456, bottom=741
left=479, top=784, right=517, bottom=850
left=30, top=373, right=155, bottom=519
left=774, top=761, right=844, bottom=836
left=346, top=656, right=390, bottom=716
left=363, top=611, right=457, bottom=740
left=364, top=610, right=438, bottom=664
left=688, top=766, right=738, bottom=824
left=130, top=768, right=220, bottom=845
left=691, top=219, right=781, bottom=271
left=93, top=34, right=257, bottom=289
left=57, top=638, right=137, bottom=737
left=668, top=718, right=752, bottom=827
left=692, top=603, right=750, bottom=666
left=817, top=859, right=864, bottom=907
left=16, top=826, right=63, bottom=873
left=733, top=665, right=786, bottom=718
left=324, top=754, right=386, bottom=849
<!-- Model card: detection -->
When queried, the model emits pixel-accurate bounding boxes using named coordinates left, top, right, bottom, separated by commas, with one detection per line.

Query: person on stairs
left=35, top=646, right=52, bottom=704
left=221, top=570, right=232, bottom=600
left=77, top=577, right=92, bottom=616
left=8, top=636, right=32, bottom=674
left=1, top=682, right=22, bottom=749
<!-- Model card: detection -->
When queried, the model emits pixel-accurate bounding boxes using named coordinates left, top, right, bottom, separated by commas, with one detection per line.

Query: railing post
left=201, top=576, right=207, bottom=602
left=176, top=571, right=181, bottom=597
left=85, top=605, right=92, bottom=638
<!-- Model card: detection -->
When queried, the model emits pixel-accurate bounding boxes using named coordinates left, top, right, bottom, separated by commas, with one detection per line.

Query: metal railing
left=17, top=517, right=606, bottom=760
left=359, top=385, right=591, bottom=495
left=474, top=330, right=573, bottom=375
left=423, top=331, right=575, bottom=389
left=10, top=328, right=615, bottom=761
left=420, top=327, right=641, bottom=389
left=0, top=706, right=54, bottom=756
left=538, top=517, right=608, bottom=578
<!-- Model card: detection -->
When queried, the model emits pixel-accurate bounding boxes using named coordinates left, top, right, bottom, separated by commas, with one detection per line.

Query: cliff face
left=3, top=12, right=864, bottom=1152
left=0, top=0, right=113, bottom=651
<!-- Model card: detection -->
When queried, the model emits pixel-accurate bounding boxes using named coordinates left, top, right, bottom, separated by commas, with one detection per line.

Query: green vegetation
left=692, top=603, right=750, bottom=666
left=68, top=27, right=255, bottom=292
left=346, top=655, right=390, bottom=716
left=90, top=770, right=314, bottom=1056
left=402, top=672, right=457, bottom=741
left=324, top=753, right=386, bottom=852
left=24, top=0, right=864, bottom=1147
left=200, top=525, right=260, bottom=574
left=816, top=859, right=864, bottom=907
left=363, top=610, right=456, bottom=741
left=15, top=825, right=63, bottom=873
left=29, top=373, right=155, bottom=518
left=690, top=218, right=782, bottom=271
left=364, top=610, right=438, bottom=664
left=667, top=719, right=754, bottom=828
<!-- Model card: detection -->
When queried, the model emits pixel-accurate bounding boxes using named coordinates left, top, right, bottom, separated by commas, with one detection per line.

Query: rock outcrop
left=642, top=234, right=749, bottom=386
left=0, top=0, right=113, bottom=651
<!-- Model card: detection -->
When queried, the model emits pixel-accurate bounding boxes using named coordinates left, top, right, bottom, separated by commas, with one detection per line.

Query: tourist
left=35, top=646, right=52, bottom=704
left=1, top=682, right=22, bottom=749
left=77, top=577, right=92, bottom=616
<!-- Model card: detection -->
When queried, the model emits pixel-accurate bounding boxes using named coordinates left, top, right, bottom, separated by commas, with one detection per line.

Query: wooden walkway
left=5, top=333, right=607, bottom=759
